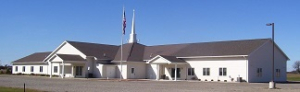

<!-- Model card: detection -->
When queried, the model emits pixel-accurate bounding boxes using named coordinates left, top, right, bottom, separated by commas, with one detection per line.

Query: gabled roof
left=144, top=39, right=270, bottom=60
left=67, top=41, right=119, bottom=60
left=112, top=43, right=145, bottom=62
left=12, top=52, right=51, bottom=63
left=146, top=55, right=185, bottom=64
left=56, top=54, right=85, bottom=61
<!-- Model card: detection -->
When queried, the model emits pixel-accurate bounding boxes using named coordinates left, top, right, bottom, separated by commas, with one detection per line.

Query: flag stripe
left=122, top=9, right=126, bottom=35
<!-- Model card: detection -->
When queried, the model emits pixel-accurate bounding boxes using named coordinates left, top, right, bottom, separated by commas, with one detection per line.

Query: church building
left=12, top=10, right=289, bottom=83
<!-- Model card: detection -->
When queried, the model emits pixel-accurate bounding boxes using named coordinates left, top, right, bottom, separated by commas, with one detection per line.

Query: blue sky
left=0, top=0, right=299, bottom=71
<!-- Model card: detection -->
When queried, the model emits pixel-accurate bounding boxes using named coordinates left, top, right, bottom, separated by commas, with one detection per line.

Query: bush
left=5, top=69, right=12, bottom=74
left=16, top=73, right=22, bottom=75
left=30, top=73, right=35, bottom=76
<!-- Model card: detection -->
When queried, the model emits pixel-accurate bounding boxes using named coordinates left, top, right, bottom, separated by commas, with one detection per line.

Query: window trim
left=257, top=68, right=262, bottom=77
left=188, top=68, right=195, bottom=76
left=22, top=66, right=25, bottom=72
left=219, top=67, right=227, bottom=76
left=203, top=68, right=210, bottom=76
left=15, top=66, right=18, bottom=72
left=131, top=67, right=135, bottom=74
left=54, top=66, right=58, bottom=73
left=276, top=69, right=280, bottom=77
left=30, top=66, right=34, bottom=72
left=40, top=66, right=43, bottom=72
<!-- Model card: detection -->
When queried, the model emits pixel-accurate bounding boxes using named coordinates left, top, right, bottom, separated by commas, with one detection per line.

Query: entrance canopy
left=146, top=55, right=186, bottom=64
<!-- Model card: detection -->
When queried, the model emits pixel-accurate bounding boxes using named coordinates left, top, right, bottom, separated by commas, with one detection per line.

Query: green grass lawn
left=287, top=73, right=300, bottom=81
left=0, top=86, right=44, bottom=92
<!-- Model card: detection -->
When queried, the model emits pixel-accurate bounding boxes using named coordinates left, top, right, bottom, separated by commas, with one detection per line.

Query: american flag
left=122, top=8, right=126, bottom=35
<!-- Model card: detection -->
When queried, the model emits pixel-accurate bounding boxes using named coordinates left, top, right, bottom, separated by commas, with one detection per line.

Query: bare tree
left=293, top=61, right=300, bottom=73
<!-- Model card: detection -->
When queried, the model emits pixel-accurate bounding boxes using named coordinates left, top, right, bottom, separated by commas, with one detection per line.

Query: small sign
left=88, top=67, right=90, bottom=70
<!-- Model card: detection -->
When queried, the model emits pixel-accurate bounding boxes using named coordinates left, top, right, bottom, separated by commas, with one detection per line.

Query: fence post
left=24, top=83, right=25, bottom=92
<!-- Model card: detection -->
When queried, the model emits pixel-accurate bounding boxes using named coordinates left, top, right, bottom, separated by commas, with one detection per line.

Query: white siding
left=185, top=58, right=247, bottom=82
left=12, top=65, right=48, bottom=75
left=248, top=41, right=288, bottom=83
left=126, top=62, right=146, bottom=79
left=116, top=64, right=127, bottom=79
left=55, top=43, right=86, bottom=59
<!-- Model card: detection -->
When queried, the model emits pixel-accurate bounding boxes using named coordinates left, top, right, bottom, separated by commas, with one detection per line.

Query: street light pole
left=266, top=23, right=275, bottom=89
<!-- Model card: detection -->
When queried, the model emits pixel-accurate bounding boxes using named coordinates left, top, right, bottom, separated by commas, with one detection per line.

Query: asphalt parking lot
left=0, top=75, right=299, bottom=92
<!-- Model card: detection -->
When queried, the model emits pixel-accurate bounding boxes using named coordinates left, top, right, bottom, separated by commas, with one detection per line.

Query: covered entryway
left=49, top=54, right=86, bottom=78
left=147, top=55, right=187, bottom=81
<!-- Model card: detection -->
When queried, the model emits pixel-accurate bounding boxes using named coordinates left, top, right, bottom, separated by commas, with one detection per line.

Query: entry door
left=171, top=68, right=180, bottom=78
left=75, top=66, right=83, bottom=76
left=106, top=66, right=115, bottom=78
left=130, top=67, right=135, bottom=78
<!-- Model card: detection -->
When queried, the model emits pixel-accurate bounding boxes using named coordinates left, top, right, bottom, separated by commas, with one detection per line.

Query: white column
left=71, top=65, right=74, bottom=78
left=62, top=62, right=65, bottom=79
left=175, top=64, right=177, bottom=81
left=156, top=64, right=159, bottom=80
left=50, top=62, right=52, bottom=78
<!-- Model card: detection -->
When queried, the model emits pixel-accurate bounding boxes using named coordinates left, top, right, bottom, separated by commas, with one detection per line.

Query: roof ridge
left=147, top=38, right=271, bottom=47
left=66, top=40, right=118, bottom=47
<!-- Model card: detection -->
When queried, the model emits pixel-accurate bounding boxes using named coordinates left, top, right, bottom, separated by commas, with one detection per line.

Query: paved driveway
left=0, top=75, right=299, bottom=92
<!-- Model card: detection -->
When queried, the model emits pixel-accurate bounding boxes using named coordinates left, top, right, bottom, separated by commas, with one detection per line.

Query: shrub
left=16, top=73, right=22, bottom=75
left=30, top=73, right=35, bottom=76
left=6, top=69, right=12, bottom=74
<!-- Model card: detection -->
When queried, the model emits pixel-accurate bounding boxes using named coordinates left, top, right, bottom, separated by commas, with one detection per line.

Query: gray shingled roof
left=56, top=54, right=85, bottom=61
left=112, top=43, right=145, bottom=62
left=12, top=52, right=51, bottom=63
left=143, top=39, right=271, bottom=60
left=67, top=41, right=119, bottom=60
left=14, top=38, right=284, bottom=64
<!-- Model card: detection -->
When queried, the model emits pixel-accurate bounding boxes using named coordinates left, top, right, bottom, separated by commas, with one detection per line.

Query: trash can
left=88, top=73, right=93, bottom=78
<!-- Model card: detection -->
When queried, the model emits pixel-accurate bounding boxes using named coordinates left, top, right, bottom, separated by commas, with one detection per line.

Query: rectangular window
left=257, top=68, right=262, bottom=77
left=15, top=66, right=18, bottom=72
left=22, top=66, right=25, bottom=72
left=188, top=68, right=195, bottom=76
left=219, top=68, right=227, bottom=76
left=30, top=66, right=34, bottom=72
left=40, top=66, right=43, bottom=72
left=75, top=66, right=83, bottom=76
left=54, top=66, right=58, bottom=73
left=276, top=69, right=280, bottom=77
left=131, top=68, right=134, bottom=74
left=203, top=68, right=210, bottom=76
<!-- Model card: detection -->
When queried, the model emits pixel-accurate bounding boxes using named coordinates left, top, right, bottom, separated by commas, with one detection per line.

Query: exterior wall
left=94, top=63, right=104, bottom=78
left=147, top=64, right=157, bottom=79
left=248, top=41, right=288, bottom=83
left=12, top=64, right=48, bottom=75
left=55, top=43, right=86, bottom=59
left=185, top=58, right=247, bottom=82
left=116, top=64, right=127, bottom=79
left=162, top=64, right=187, bottom=80
left=126, top=62, right=146, bottom=79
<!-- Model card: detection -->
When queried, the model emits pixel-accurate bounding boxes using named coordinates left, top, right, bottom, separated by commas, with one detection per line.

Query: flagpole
left=120, top=6, right=126, bottom=81
left=120, top=33, right=123, bottom=81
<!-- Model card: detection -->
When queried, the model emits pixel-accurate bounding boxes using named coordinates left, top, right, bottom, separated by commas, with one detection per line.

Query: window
left=219, top=68, right=227, bottom=76
left=40, top=66, right=43, bottom=72
left=276, top=69, right=280, bottom=77
left=15, top=66, right=18, bottom=72
left=75, top=66, right=83, bottom=76
left=257, top=68, right=262, bottom=77
left=131, top=68, right=134, bottom=74
left=203, top=68, right=210, bottom=76
left=30, top=66, right=34, bottom=72
left=22, top=66, right=25, bottom=72
left=188, top=68, right=195, bottom=76
left=54, top=66, right=58, bottom=73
